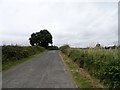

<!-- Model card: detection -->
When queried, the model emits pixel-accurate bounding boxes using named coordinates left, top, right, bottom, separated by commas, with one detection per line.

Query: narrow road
left=3, top=51, right=75, bottom=88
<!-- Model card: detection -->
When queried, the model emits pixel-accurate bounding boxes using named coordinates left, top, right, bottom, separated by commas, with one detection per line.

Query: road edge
left=2, top=51, right=47, bottom=72
left=58, top=51, right=78, bottom=88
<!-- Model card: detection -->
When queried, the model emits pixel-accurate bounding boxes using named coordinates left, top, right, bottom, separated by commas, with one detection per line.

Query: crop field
left=60, top=45, right=120, bottom=88
left=2, top=45, right=45, bottom=70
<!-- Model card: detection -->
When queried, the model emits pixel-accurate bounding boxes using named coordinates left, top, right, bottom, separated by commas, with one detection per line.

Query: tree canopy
left=29, top=29, right=53, bottom=49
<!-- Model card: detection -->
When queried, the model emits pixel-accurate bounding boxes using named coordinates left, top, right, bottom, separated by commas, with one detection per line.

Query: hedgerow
left=60, top=46, right=120, bottom=88
left=2, top=45, right=45, bottom=65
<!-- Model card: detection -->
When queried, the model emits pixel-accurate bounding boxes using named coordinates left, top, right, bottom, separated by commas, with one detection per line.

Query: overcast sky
left=0, top=0, right=118, bottom=47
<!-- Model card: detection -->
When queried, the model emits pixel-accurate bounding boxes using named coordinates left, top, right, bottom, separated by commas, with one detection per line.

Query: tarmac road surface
left=2, top=50, right=75, bottom=88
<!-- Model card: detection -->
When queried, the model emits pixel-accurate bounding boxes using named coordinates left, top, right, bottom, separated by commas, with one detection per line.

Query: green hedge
left=60, top=46, right=120, bottom=88
left=2, top=45, right=45, bottom=65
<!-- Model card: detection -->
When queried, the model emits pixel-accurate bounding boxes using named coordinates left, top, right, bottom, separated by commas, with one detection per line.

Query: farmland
left=60, top=45, right=120, bottom=88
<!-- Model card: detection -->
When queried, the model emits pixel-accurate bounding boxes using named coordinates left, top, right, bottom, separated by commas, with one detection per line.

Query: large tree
left=29, top=29, right=53, bottom=49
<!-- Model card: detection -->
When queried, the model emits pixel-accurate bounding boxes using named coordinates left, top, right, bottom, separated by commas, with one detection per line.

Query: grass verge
left=60, top=51, right=104, bottom=88
left=2, top=51, right=47, bottom=72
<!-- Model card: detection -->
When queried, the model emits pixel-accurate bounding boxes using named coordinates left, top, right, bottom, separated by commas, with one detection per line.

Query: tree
left=29, top=29, right=53, bottom=49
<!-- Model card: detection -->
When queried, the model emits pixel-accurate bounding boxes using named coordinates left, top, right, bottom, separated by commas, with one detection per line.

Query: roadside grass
left=60, top=52, right=104, bottom=88
left=2, top=51, right=47, bottom=71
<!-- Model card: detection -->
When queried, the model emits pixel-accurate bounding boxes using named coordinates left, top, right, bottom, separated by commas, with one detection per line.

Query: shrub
left=60, top=45, right=70, bottom=56
left=48, top=46, right=59, bottom=50
left=2, top=45, right=45, bottom=65
left=61, top=47, right=120, bottom=88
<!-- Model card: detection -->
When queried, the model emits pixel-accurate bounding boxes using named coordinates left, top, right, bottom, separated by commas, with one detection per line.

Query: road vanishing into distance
left=3, top=51, right=75, bottom=88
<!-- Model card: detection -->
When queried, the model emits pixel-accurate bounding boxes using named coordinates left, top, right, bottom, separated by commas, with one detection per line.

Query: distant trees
left=29, top=29, right=53, bottom=49
left=48, top=45, right=59, bottom=50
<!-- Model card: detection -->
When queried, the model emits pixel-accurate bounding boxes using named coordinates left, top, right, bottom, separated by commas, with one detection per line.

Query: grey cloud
left=0, top=1, right=118, bottom=47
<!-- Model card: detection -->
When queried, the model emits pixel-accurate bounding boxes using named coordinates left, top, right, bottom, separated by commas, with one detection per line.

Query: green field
left=60, top=45, right=120, bottom=88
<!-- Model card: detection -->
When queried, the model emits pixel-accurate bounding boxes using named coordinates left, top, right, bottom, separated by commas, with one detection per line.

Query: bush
left=60, top=45, right=70, bottom=55
left=48, top=46, right=59, bottom=50
left=61, top=47, right=120, bottom=88
left=2, top=45, right=45, bottom=65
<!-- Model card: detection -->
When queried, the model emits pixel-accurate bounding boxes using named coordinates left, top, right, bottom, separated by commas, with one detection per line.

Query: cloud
left=0, top=0, right=118, bottom=47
